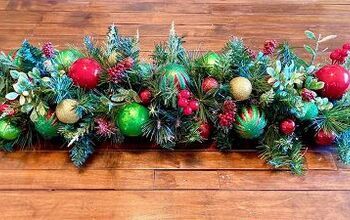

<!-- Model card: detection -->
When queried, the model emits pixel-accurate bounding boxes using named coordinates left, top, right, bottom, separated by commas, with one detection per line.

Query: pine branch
left=69, top=136, right=94, bottom=167
left=259, top=126, right=305, bottom=175
left=336, top=131, right=350, bottom=164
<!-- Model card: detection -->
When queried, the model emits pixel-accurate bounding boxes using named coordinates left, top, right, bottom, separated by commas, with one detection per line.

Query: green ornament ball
left=234, top=106, right=267, bottom=139
left=0, top=119, right=21, bottom=141
left=299, top=102, right=319, bottom=121
left=54, top=49, right=83, bottom=71
left=203, top=51, right=220, bottom=68
left=159, top=63, right=190, bottom=91
left=34, top=114, right=59, bottom=139
left=116, top=102, right=150, bottom=137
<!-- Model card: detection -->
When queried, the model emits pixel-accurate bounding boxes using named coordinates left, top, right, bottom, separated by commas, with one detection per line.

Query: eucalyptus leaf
left=9, top=70, right=20, bottom=79
left=5, top=92, right=19, bottom=100
left=305, top=30, right=316, bottom=40
left=304, top=45, right=316, bottom=56
left=318, top=35, right=337, bottom=43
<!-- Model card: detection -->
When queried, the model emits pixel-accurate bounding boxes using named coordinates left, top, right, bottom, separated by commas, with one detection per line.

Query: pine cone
left=263, top=40, right=277, bottom=55
left=246, top=47, right=257, bottom=59
left=301, top=88, right=316, bottom=102
left=223, top=100, right=237, bottom=113
left=107, top=57, right=134, bottom=83
left=42, top=42, right=55, bottom=58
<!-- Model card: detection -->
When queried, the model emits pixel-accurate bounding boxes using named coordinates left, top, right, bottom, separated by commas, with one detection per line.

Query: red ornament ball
left=69, top=58, right=102, bottom=89
left=199, top=122, right=211, bottom=140
left=279, top=119, right=295, bottom=135
left=202, top=77, right=219, bottom=92
left=315, top=129, right=336, bottom=146
left=183, top=106, right=193, bottom=116
left=315, top=64, right=350, bottom=99
left=139, top=89, right=152, bottom=105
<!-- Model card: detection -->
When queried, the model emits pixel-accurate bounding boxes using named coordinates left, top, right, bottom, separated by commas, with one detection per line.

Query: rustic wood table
left=1, top=0, right=350, bottom=219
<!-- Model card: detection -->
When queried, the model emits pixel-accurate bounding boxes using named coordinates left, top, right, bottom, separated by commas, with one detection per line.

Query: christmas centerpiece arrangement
left=1, top=23, right=350, bottom=174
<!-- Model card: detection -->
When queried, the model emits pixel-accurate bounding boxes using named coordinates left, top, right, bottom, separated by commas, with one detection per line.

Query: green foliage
left=223, top=37, right=252, bottom=77
left=303, top=30, right=337, bottom=65
left=69, top=136, right=94, bottom=167
left=142, top=106, right=176, bottom=149
left=336, top=131, right=350, bottom=164
left=277, top=42, right=306, bottom=68
left=259, top=126, right=304, bottom=175
left=16, top=40, right=43, bottom=72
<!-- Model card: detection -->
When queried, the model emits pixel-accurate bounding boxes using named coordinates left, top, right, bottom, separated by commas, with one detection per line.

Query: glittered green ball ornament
left=0, top=119, right=21, bottom=140
left=116, top=102, right=150, bottom=137
left=159, top=64, right=190, bottom=91
left=203, top=51, right=220, bottom=68
left=34, top=114, right=59, bottom=139
left=54, top=49, right=83, bottom=71
left=234, top=106, right=267, bottom=139
left=298, top=102, right=319, bottom=121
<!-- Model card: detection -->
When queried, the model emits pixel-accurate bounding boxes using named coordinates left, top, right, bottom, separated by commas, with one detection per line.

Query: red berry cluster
left=301, top=88, right=316, bottom=102
left=177, top=90, right=199, bottom=116
left=107, top=57, right=134, bottom=83
left=330, top=43, right=350, bottom=64
left=263, top=40, right=277, bottom=55
left=218, top=100, right=237, bottom=127
left=42, top=42, right=55, bottom=58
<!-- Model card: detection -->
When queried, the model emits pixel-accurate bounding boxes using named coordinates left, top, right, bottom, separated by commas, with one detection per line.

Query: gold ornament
left=229, top=77, right=252, bottom=101
left=55, top=99, right=80, bottom=124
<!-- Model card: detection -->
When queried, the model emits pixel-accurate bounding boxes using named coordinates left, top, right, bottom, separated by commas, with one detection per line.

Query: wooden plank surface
left=0, top=190, right=349, bottom=219
left=0, top=150, right=336, bottom=170
left=1, top=0, right=350, bottom=219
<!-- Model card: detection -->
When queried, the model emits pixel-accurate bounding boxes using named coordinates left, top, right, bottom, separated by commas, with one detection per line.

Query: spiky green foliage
left=69, top=136, right=94, bottom=167
left=337, top=131, right=350, bottom=164
left=260, top=126, right=304, bottom=175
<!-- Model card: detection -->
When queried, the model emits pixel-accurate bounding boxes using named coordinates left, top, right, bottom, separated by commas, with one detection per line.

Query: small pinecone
left=223, top=100, right=237, bottom=113
left=95, top=117, right=116, bottom=137
left=107, top=57, right=134, bottom=83
left=246, top=47, right=257, bottom=59
left=263, top=40, right=277, bottom=55
left=42, top=42, right=55, bottom=58
left=301, top=88, right=316, bottom=102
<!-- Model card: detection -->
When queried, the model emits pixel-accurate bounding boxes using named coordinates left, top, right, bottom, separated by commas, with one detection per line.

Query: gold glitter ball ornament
left=55, top=99, right=80, bottom=124
left=229, top=77, right=252, bottom=101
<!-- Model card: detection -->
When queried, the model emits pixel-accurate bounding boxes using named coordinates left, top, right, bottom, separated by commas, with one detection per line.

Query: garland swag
left=1, top=24, right=350, bottom=174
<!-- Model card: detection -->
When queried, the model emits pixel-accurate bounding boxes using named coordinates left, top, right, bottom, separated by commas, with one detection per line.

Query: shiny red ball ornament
left=69, top=58, right=102, bottom=89
left=202, top=77, right=219, bottom=92
left=199, top=122, right=211, bottom=140
left=139, top=89, right=152, bottom=105
left=315, top=129, right=336, bottom=146
left=315, top=64, right=350, bottom=99
left=279, top=119, right=295, bottom=135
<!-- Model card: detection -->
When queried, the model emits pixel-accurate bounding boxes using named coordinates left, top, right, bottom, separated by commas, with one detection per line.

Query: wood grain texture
left=1, top=0, right=350, bottom=219
left=0, top=150, right=336, bottom=170
left=0, top=190, right=349, bottom=219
